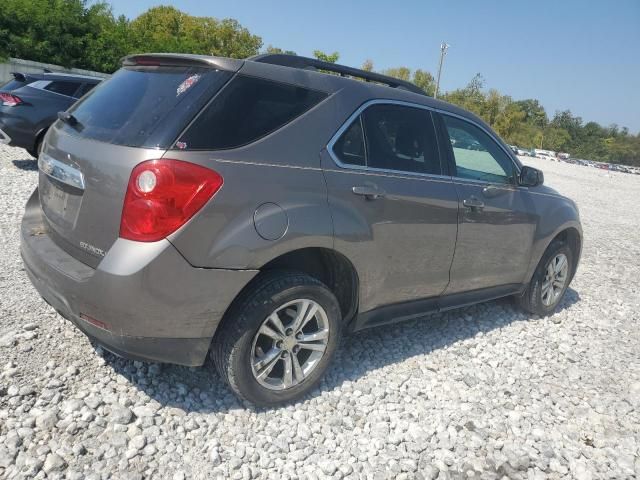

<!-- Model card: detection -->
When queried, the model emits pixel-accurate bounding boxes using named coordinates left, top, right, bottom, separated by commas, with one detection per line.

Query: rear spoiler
left=10, top=72, right=26, bottom=82
left=122, top=53, right=243, bottom=73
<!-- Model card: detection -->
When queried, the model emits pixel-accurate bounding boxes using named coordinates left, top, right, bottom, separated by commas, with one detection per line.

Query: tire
left=516, top=240, right=574, bottom=316
left=28, top=135, right=44, bottom=159
left=212, top=271, right=342, bottom=406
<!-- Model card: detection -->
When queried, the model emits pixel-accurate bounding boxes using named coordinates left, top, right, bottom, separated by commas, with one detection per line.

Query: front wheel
left=212, top=271, right=341, bottom=406
left=516, top=240, right=574, bottom=316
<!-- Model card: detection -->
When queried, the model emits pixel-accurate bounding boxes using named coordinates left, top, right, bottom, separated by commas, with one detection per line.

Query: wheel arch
left=258, top=247, right=360, bottom=325
left=527, top=220, right=583, bottom=284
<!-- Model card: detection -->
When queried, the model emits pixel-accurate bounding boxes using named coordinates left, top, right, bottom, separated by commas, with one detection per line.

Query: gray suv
left=21, top=53, right=582, bottom=405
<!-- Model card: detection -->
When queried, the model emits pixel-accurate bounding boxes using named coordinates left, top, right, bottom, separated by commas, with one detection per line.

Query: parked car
left=0, top=71, right=101, bottom=157
left=21, top=53, right=582, bottom=406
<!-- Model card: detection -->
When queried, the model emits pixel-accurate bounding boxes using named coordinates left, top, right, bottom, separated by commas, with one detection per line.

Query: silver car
left=21, top=53, right=582, bottom=405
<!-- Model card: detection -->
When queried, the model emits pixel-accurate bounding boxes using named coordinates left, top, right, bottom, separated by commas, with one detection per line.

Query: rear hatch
left=38, top=56, right=238, bottom=267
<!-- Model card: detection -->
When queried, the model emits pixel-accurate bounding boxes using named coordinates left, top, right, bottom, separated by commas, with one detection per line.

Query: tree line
left=1, top=1, right=638, bottom=166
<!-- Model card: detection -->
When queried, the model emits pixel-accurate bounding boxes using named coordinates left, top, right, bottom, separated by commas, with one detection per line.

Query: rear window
left=177, top=75, right=327, bottom=150
left=1, top=78, right=28, bottom=91
left=62, top=66, right=232, bottom=148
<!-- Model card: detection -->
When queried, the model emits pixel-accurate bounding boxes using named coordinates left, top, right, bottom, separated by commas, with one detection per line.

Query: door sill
left=351, top=283, right=524, bottom=332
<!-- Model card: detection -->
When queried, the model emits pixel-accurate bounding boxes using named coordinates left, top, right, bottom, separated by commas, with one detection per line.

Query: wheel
left=212, top=271, right=341, bottom=406
left=516, top=240, right=573, bottom=316
left=27, top=135, right=44, bottom=159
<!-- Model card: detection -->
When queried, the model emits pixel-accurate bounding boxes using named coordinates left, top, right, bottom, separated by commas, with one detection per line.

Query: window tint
left=63, top=66, right=231, bottom=148
left=45, top=81, right=79, bottom=97
left=442, top=115, right=515, bottom=184
left=361, top=104, right=441, bottom=175
left=73, top=82, right=98, bottom=98
left=333, top=118, right=365, bottom=166
left=179, top=76, right=327, bottom=150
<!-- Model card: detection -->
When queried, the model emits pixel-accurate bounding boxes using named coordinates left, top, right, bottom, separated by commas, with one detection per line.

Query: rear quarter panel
left=165, top=90, right=365, bottom=269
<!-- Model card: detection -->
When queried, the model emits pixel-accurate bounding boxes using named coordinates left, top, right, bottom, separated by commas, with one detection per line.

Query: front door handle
left=463, top=196, right=485, bottom=210
left=352, top=186, right=386, bottom=200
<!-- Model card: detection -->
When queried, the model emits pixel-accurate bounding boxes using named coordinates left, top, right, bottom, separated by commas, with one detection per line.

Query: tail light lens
left=120, top=159, right=223, bottom=242
left=0, top=93, right=23, bottom=106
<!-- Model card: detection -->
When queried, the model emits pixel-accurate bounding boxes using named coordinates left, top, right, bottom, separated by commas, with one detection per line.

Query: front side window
left=179, top=76, right=327, bottom=150
left=332, top=103, right=442, bottom=175
left=44, top=81, right=79, bottom=97
left=441, top=114, right=515, bottom=184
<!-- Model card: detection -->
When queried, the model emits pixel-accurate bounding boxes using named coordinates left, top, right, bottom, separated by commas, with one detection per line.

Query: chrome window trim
left=38, top=153, right=85, bottom=190
left=327, top=99, right=450, bottom=181
left=326, top=98, right=522, bottom=182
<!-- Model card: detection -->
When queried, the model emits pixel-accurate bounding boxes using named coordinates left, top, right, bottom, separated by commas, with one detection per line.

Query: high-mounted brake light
left=0, top=93, right=23, bottom=107
left=120, top=159, right=223, bottom=242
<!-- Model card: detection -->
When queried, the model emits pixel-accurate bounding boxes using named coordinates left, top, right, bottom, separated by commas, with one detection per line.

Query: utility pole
left=434, top=42, right=450, bottom=99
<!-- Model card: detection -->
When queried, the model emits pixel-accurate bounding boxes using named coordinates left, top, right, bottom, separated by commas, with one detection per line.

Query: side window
left=44, top=81, right=80, bottom=97
left=441, top=114, right=515, bottom=184
left=73, top=82, right=98, bottom=99
left=179, top=75, right=327, bottom=150
left=333, top=118, right=365, bottom=166
left=361, top=104, right=441, bottom=175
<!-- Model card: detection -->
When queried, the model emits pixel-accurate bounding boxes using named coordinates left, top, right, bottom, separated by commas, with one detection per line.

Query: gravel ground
left=1, top=144, right=639, bottom=480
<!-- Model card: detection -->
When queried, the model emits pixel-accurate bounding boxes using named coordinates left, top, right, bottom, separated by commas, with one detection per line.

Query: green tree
left=381, top=67, right=411, bottom=81
left=412, top=69, right=435, bottom=96
left=265, top=45, right=296, bottom=55
left=128, top=6, right=261, bottom=59
left=313, top=50, right=339, bottom=63
left=0, top=0, right=124, bottom=70
left=361, top=59, right=374, bottom=72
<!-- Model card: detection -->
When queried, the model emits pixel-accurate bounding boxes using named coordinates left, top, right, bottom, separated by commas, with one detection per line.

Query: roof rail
left=248, top=54, right=427, bottom=96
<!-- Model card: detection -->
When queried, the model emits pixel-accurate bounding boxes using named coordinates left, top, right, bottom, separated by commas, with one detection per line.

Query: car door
left=321, top=101, right=459, bottom=314
left=437, top=112, right=538, bottom=294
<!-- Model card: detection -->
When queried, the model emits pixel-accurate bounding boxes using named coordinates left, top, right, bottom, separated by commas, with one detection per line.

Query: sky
left=106, top=0, right=640, bottom=133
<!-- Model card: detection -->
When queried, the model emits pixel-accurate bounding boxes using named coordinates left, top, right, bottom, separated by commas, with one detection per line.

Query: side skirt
left=349, top=283, right=525, bottom=332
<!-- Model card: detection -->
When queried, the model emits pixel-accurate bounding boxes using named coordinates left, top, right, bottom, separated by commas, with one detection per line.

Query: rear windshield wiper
left=57, top=111, right=81, bottom=128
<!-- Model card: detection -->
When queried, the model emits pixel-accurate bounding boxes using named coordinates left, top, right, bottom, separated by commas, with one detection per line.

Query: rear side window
left=333, top=118, right=366, bottom=166
left=73, top=82, right=98, bottom=99
left=45, top=81, right=79, bottom=97
left=332, top=104, right=442, bottom=175
left=178, top=76, right=327, bottom=150
left=62, top=66, right=232, bottom=148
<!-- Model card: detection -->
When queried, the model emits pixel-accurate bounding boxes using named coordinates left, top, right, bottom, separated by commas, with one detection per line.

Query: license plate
left=40, top=176, right=82, bottom=228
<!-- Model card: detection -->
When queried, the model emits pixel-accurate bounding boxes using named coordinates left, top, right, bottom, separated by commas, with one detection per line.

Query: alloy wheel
left=541, top=253, right=569, bottom=307
left=250, top=299, right=330, bottom=390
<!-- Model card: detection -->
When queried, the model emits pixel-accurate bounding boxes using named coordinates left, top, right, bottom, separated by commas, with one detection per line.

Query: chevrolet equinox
left=21, top=53, right=582, bottom=406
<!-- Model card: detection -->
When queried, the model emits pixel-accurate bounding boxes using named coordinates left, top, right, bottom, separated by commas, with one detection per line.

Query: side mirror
left=519, top=166, right=544, bottom=187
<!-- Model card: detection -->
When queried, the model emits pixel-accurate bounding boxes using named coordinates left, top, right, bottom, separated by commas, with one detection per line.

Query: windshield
left=61, top=66, right=232, bottom=148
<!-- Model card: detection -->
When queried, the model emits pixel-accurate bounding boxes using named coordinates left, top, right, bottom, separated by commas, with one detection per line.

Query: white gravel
left=1, top=144, right=639, bottom=479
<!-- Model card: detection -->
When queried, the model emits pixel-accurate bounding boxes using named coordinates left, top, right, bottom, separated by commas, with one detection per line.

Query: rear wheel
left=213, top=271, right=341, bottom=406
left=28, top=133, right=45, bottom=158
left=516, top=240, right=573, bottom=316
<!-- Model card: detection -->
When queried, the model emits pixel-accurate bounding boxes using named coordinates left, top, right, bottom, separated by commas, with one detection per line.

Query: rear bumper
left=21, top=188, right=258, bottom=366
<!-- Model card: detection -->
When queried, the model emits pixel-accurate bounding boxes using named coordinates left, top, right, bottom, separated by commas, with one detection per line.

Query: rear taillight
left=0, top=93, right=23, bottom=106
left=120, top=159, right=223, bottom=242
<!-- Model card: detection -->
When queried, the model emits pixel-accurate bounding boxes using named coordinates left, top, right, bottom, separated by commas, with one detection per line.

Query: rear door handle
left=463, top=196, right=485, bottom=210
left=352, top=186, right=386, bottom=200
